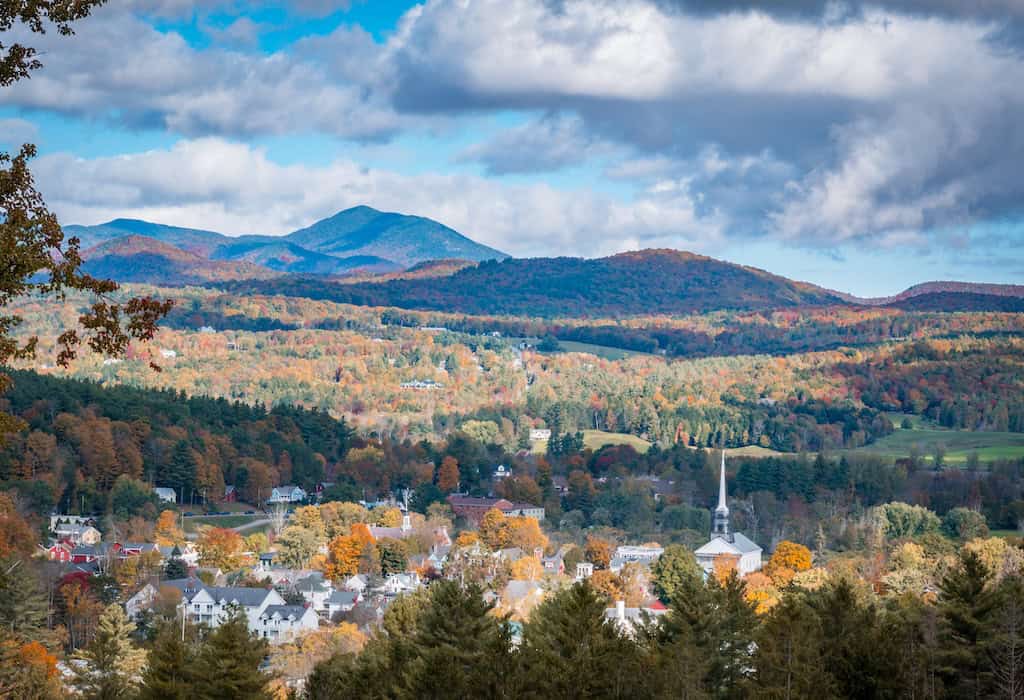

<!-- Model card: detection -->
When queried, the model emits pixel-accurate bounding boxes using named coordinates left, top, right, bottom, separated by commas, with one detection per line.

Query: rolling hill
left=210, top=239, right=400, bottom=275
left=220, top=248, right=848, bottom=316
left=81, top=236, right=279, bottom=284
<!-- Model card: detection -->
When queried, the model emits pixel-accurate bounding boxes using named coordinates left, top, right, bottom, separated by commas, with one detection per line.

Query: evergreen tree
left=164, top=441, right=197, bottom=498
left=164, top=557, right=188, bottom=580
left=938, top=550, right=997, bottom=698
left=986, top=577, right=1024, bottom=700
left=139, top=620, right=194, bottom=700
left=71, top=603, right=147, bottom=700
left=401, top=581, right=513, bottom=699
left=193, top=607, right=270, bottom=700
left=652, top=544, right=703, bottom=603
left=519, top=582, right=640, bottom=699
left=747, top=595, right=838, bottom=700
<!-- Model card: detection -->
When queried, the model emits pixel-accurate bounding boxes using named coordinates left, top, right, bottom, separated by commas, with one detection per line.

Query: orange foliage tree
left=324, top=524, right=376, bottom=581
left=437, top=456, right=460, bottom=493
left=510, top=556, right=544, bottom=581
left=585, top=536, right=613, bottom=570
left=154, top=510, right=184, bottom=546
left=197, top=527, right=245, bottom=571
left=765, top=541, right=813, bottom=585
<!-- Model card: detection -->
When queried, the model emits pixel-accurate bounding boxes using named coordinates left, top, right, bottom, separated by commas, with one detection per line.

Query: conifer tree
left=193, top=607, right=270, bottom=700
left=519, top=582, right=639, bottom=699
left=401, top=581, right=513, bottom=699
left=747, top=595, right=837, bottom=700
left=139, top=620, right=194, bottom=700
left=71, top=603, right=147, bottom=700
left=938, top=549, right=997, bottom=697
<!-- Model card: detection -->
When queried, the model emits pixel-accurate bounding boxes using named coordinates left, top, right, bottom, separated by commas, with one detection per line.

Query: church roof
left=695, top=532, right=762, bottom=555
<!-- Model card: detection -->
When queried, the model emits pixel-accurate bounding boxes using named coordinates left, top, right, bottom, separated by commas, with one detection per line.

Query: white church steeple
left=712, top=450, right=732, bottom=541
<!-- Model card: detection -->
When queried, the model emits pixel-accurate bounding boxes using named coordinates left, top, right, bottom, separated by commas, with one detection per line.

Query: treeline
left=0, top=370, right=353, bottom=516
left=303, top=556, right=1024, bottom=700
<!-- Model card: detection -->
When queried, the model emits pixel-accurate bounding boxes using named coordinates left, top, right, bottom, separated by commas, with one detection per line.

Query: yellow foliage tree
left=510, top=556, right=544, bottom=581
left=292, top=506, right=326, bottom=540
left=154, top=510, right=184, bottom=546
left=765, top=540, right=812, bottom=585
left=373, top=507, right=403, bottom=528
left=505, top=517, right=548, bottom=553
left=478, top=509, right=511, bottom=549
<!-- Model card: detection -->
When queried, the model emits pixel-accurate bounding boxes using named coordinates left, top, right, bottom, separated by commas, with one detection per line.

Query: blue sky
left=2, top=0, right=1023, bottom=296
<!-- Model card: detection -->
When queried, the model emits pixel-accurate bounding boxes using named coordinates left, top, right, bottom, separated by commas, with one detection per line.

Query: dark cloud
left=654, top=0, right=1024, bottom=23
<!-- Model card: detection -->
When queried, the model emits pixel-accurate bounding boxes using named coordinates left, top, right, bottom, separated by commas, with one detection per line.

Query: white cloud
left=33, top=138, right=727, bottom=256
left=0, top=117, right=38, bottom=146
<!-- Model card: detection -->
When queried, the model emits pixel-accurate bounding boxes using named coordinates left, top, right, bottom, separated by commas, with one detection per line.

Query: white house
left=254, top=605, right=319, bottom=643
left=605, top=599, right=669, bottom=636
left=340, top=574, right=369, bottom=593
left=153, top=487, right=177, bottom=504
left=529, top=429, right=552, bottom=442
left=694, top=453, right=763, bottom=578
left=267, top=485, right=307, bottom=504
left=324, top=589, right=360, bottom=618
left=294, top=572, right=333, bottom=613
left=159, top=349, right=177, bottom=359
left=493, top=464, right=512, bottom=480
left=379, top=572, right=420, bottom=597
left=49, top=514, right=91, bottom=531
left=613, top=545, right=664, bottom=565
left=575, top=562, right=594, bottom=581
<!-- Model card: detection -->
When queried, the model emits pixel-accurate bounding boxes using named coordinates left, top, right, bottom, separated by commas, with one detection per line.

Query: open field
left=553, top=340, right=652, bottom=361
left=532, top=429, right=653, bottom=454
left=848, top=424, right=1024, bottom=464
left=182, top=514, right=267, bottom=533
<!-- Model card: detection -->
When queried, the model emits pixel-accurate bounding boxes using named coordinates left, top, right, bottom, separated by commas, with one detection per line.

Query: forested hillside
left=221, top=249, right=846, bottom=316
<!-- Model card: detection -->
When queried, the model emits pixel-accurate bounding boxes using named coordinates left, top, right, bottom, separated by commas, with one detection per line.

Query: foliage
left=70, top=603, right=147, bottom=699
left=652, top=544, right=703, bottom=603
left=196, top=527, right=246, bottom=571
left=193, top=608, right=270, bottom=700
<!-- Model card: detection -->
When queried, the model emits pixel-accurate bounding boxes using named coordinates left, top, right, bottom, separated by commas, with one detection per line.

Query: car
left=184, top=512, right=195, bottom=517
left=244, top=510, right=255, bottom=515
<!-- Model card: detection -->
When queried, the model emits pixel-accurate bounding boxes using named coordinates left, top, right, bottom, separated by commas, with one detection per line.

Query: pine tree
left=519, top=582, right=640, bottom=699
left=938, top=549, right=998, bottom=698
left=71, top=603, right=147, bottom=700
left=193, top=607, right=270, bottom=700
left=401, top=581, right=513, bottom=699
left=747, top=595, right=838, bottom=700
left=139, top=620, right=194, bottom=700
left=164, top=557, right=188, bottom=580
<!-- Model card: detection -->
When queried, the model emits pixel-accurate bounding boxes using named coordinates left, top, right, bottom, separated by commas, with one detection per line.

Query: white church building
left=695, top=452, right=763, bottom=577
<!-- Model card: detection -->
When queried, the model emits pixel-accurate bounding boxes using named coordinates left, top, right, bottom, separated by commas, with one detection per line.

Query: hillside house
left=54, top=523, right=101, bottom=546
left=267, top=485, right=307, bottom=504
left=446, top=495, right=545, bottom=524
left=153, top=487, right=177, bottom=504
left=324, top=590, right=360, bottom=618
left=605, top=599, right=669, bottom=636
left=255, top=605, right=319, bottom=643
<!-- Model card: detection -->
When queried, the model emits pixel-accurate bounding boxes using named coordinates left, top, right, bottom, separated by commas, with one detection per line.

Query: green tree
left=938, top=550, right=997, bottom=698
left=652, top=544, right=703, bottom=603
left=401, top=581, right=513, bottom=698
left=193, top=607, right=270, bottom=700
left=164, top=556, right=188, bottom=580
left=747, top=595, right=837, bottom=700
left=378, top=538, right=409, bottom=576
left=71, top=603, right=147, bottom=700
left=942, top=508, right=989, bottom=541
left=139, top=620, right=194, bottom=700
left=519, top=582, right=639, bottom=699
left=275, top=526, right=319, bottom=569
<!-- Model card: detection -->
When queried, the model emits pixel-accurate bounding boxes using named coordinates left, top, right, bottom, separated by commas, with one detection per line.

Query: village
left=38, top=455, right=764, bottom=688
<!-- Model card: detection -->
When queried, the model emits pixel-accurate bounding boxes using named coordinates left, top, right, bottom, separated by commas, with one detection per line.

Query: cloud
left=0, top=117, right=38, bottom=146
left=456, top=114, right=612, bottom=174
left=33, top=138, right=727, bottom=256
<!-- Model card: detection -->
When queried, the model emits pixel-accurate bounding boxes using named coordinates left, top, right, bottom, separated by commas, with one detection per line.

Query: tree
left=939, top=549, right=997, bottom=697
left=325, top=525, right=374, bottom=581
left=400, top=581, right=512, bottom=698
left=377, top=538, right=408, bottom=576
left=505, top=516, right=548, bottom=553
left=71, top=603, right=146, bottom=700
left=748, top=595, right=838, bottom=699
left=479, top=508, right=511, bottom=549
left=196, top=527, right=245, bottom=572
left=942, top=508, right=989, bottom=541
left=437, top=455, right=460, bottom=493
left=511, top=556, right=544, bottom=581
left=519, top=582, right=639, bottom=699
left=0, top=638, right=62, bottom=699
left=652, top=544, right=703, bottom=603
left=585, top=536, right=613, bottom=570
left=154, top=510, right=184, bottom=547
left=276, top=526, right=319, bottom=569
left=0, top=0, right=171, bottom=442
left=0, top=495, right=35, bottom=558
left=765, top=541, right=813, bottom=586
left=164, top=557, right=188, bottom=581
left=193, top=608, right=270, bottom=700
left=139, top=620, right=194, bottom=700
left=987, top=577, right=1024, bottom=700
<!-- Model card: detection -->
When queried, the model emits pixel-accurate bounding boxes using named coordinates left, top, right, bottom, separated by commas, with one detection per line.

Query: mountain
left=81, top=236, right=279, bottom=285
left=842, top=281, right=1024, bottom=306
left=210, top=238, right=400, bottom=275
left=284, top=206, right=508, bottom=267
left=65, top=219, right=231, bottom=257
left=222, top=248, right=847, bottom=317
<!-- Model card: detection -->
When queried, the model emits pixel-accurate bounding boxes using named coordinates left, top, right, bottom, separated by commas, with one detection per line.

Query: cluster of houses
left=446, top=494, right=546, bottom=523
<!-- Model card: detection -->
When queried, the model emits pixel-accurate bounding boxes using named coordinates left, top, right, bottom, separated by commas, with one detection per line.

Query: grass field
left=506, top=337, right=650, bottom=361
left=532, top=429, right=653, bottom=454
left=848, top=421, right=1024, bottom=464
left=722, top=445, right=795, bottom=458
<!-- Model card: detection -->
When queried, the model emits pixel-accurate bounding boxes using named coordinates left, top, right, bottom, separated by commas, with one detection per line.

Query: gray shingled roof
left=327, top=590, right=358, bottom=606
left=262, top=605, right=308, bottom=620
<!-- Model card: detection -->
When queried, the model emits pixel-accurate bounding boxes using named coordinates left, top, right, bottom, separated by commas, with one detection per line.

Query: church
left=695, top=452, right=763, bottom=577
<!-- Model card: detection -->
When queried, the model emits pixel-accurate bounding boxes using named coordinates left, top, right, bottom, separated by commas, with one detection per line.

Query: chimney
left=616, top=600, right=626, bottom=621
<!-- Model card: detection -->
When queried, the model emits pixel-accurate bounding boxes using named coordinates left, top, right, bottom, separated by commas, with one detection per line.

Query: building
left=605, top=599, right=669, bottom=636
left=379, top=572, right=421, bottom=597
left=528, top=429, right=552, bottom=442
left=575, top=562, right=594, bottom=581
left=54, top=523, right=102, bottom=546
left=153, top=487, right=177, bottom=504
left=613, top=545, right=664, bottom=565
left=446, top=495, right=545, bottom=524
left=267, top=485, right=307, bottom=505
left=492, top=464, right=512, bottom=480
left=255, top=605, right=319, bottom=643
left=49, top=514, right=92, bottom=532
left=324, top=589, right=360, bottom=618
left=694, top=453, right=763, bottom=577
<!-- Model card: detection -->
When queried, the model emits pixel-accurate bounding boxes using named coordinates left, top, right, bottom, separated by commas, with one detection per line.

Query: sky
left=2, top=0, right=1024, bottom=296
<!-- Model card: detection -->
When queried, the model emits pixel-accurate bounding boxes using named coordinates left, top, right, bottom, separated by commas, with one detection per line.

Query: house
left=155, top=578, right=317, bottom=642
left=575, top=562, right=594, bottom=581
left=222, top=485, right=237, bottom=503
left=324, top=589, right=360, bottom=618
left=605, top=599, right=669, bottom=636
left=153, top=487, right=177, bottom=504
left=254, top=605, right=319, bottom=643
left=541, top=553, right=565, bottom=576
left=294, top=572, right=333, bottom=612
left=612, top=545, right=664, bottom=570
left=44, top=541, right=73, bottom=562
left=159, top=349, right=177, bottom=359
left=446, top=495, right=545, bottom=525
left=71, top=545, right=103, bottom=564
left=158, top=544, right=199, bottom=567
left=379, top=572, right=420, bottom=597
left=267, top=485, right=307, bottom=505
left=368, top=514, right=414, bottom=541
left=528, top=429, right=552, bottom=442
left=49, top=514, right=92, bottom=532
left=341, top=574, right=369, bottom=593
left=498, top=580, right=546, bottom=619
left=257, top=552, right=277, bottom=571
left=493, top=464, right=512, bottom=480
left=54, top=523, right=101, bottom=546
left=694, top=454, right=763, bottom=578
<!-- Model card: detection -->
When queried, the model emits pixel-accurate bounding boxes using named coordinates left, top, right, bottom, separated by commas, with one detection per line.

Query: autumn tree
left=0, top=493, right=35, bottom=558
left=276, top=525, right=319, bottom=569
left=154, top=510, right=184, bottom=546
left=511, top=555, right=544, bottom=581
left=71, top=604, right=147, bottom=699
left=765, top=540, right=813, bottom=586
left=436, top=456, right=460, bottom=493
left=0, top=0, right=171, bottom=442
left=585, top=536, right=613, bottom=570
left=478, top=508, right=511, bottom=549
left=325, top=524, right=375, bottom=580
left=197, top=527, right=245, bottom=571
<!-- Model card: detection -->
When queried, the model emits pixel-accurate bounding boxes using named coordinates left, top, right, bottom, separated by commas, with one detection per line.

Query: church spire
left=713, top=450, right=731, bottom=540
